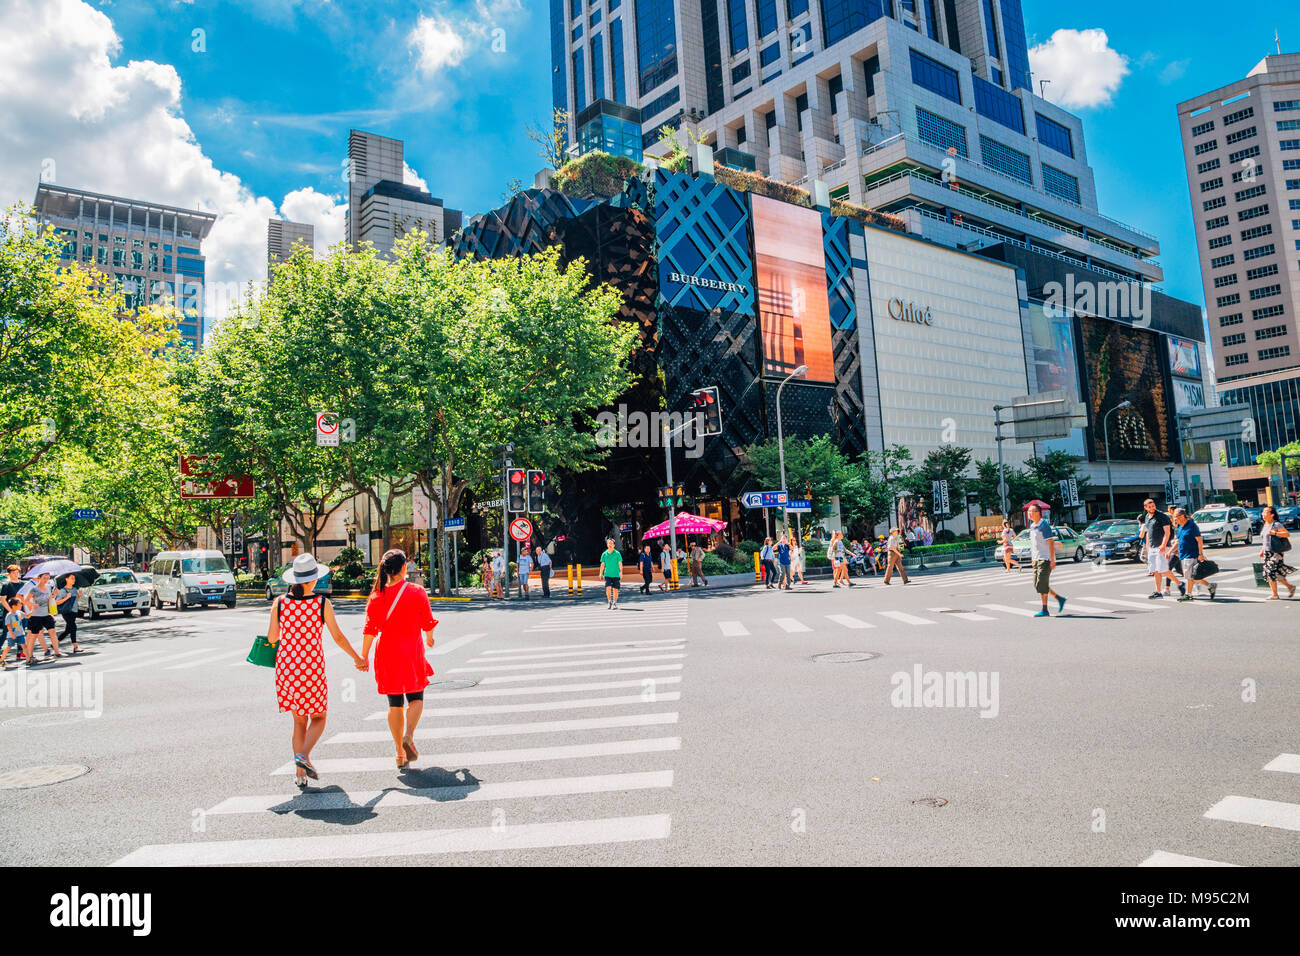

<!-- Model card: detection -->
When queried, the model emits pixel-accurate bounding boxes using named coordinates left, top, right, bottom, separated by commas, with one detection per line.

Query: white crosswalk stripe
left=876, top=610, right=934, bottom=626
left=1204, top=795, right=1300, bottom=832
left=428, top=632, right=487, bottom=656
left=1022, top=600, right=1115, bottom=614
left=1139, top=851, right=1238, bottom=867
left=928, top=607, right=995, bottom=622
left=1080, top=596, right=1171, bottom=610
left=825, top=614, right=874, bottom=629
left=718, top=621, right=749, bottom=636
left=103, top=647, right=219, bottom=672
left=977, top=604, right=1037, bottom=618
left=773, top=617, right=811, bottom=633
left=1264, top=753, right=1300, bottom=773
left=164, top=648, right=250, bottom=670
left=115, top=623, right=691, bottom=866
left=480, top=638, right=687, bottom=655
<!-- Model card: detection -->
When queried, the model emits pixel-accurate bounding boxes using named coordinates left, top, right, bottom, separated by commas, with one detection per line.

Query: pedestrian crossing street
left=1140, top=753, right=1300, bottom=866
left=111, top=633, right=688, bottom=866
left=714, top=562, right=1272, bottom=635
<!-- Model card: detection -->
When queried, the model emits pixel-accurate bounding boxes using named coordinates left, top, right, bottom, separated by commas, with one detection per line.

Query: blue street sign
left=786, top=499, right=812, bottom=512
left=72, top=509, right=103, bottom=520
left=445, top=517, right=466, bottom=532
left=741, top=490, right=788, bottom=509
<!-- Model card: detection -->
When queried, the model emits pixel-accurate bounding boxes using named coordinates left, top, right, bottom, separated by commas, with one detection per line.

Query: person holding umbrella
left=20, top=571, right=59, bottom=659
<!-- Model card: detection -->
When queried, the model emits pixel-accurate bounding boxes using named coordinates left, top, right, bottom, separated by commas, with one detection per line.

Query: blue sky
left=2, top=0, right=1297, bottom=310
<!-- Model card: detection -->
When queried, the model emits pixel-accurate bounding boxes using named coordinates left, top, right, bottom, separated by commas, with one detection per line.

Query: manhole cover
left=2, top=711, right=86, bottom=729
left=427, top=679, right=479, bottom=691
left=911, top=796, right=948, bottom=808
left=812, top=651, right=881, bottom=663
left=0, top=764, right=90, bottom=789
left=938, top=609, right=978, bottom=614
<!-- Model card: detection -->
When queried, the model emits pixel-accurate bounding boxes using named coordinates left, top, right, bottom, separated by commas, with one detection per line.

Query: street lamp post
left=1164, top=466, right=1175, bottom=508
left=1103, top=400, right=1133, bottom=516
left=776, top=365, right=809, bottom=540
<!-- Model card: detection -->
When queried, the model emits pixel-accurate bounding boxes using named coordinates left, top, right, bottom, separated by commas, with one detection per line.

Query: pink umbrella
left=641, top=514, right=728, bottom=538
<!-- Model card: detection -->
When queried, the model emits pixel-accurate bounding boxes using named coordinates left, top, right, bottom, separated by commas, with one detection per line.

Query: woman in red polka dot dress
left=268, top=553, right=367, bottom=788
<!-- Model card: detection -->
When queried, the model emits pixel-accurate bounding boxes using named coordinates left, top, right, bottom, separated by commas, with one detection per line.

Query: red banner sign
left=179, top=455, right=256, bottom=499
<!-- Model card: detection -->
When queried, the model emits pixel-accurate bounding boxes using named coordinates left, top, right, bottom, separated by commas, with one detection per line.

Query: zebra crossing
left=523, top=598, right=689, bottom=633
left=112, top=632, right=688, bottom=866
left=713, top=561, right=1275, bottom=634
left=1140, top=753, right=1300, bottom=866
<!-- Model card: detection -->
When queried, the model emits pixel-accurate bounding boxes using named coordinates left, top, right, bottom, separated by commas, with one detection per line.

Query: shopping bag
left=246, top=635, right=277, bottom=667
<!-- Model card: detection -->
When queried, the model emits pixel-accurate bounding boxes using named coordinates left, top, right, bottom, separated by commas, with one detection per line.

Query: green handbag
left=247, top=635, right=277, bottom=668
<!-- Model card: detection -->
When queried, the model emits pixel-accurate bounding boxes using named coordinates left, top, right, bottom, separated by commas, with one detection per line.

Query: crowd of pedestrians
left=1, top=563, right=82, bottom=668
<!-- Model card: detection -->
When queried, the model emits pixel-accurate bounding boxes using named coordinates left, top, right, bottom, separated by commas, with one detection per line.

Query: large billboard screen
left=751, top=195, right=834, bottom=383
left=1079, top=316, right=1173, bottom=462
left=1167, top=336, right=1202, bottom=380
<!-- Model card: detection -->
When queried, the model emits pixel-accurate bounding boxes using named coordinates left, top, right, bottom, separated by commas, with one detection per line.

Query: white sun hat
left=282, top=553, right=328, bottom=584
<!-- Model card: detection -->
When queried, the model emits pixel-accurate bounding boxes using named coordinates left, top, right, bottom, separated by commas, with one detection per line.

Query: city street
left=2, top=552, right=1296, bottom=867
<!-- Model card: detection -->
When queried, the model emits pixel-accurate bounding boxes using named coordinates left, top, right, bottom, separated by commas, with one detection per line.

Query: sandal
left=396, top=755, right=409, bottom=770
left=294, top=774, right=308, bottom=790
left=293, top=753, right=319, bottom=780
left=1288, top=585, right=1297, bottom=599
left=402, top=736, right=419, bottom=762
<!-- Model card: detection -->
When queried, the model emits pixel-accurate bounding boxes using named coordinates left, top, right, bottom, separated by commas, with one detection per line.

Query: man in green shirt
left=599, top=538, right=624, bottom=610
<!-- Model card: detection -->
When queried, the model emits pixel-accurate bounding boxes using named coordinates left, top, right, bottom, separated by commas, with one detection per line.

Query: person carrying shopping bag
left=362, top=549, right=438, bottom=770
left=1258, top=505, right=1296, bottom=600
left=267, top=553, right=366, bottom=789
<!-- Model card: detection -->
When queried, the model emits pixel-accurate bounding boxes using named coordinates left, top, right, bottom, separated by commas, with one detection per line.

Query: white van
left=149, top=550, right=237, bottom=611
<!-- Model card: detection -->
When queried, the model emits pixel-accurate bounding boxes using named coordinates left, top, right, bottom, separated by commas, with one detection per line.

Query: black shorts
left=386, top=691, right=424, bottom=707
left=28, top=615, right=56, bottom=632
left=604, top=577, right=621, bottom=589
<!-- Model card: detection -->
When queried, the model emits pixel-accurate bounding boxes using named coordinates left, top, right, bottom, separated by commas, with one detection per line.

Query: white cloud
left=278, top=187, right=347, bottom=254
left=402, top=162, right=430, bottom=192
left=408, top=14, right=467, bottom=75
left=1029, top=28, right=1130, bottom=109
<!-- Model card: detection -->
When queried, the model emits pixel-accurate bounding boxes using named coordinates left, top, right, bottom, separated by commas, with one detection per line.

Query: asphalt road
left=1, top=546, right=1297, bottom=867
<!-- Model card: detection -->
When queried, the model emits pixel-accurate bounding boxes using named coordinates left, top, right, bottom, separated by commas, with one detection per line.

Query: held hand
left=425, top=635, right=434, bottom=648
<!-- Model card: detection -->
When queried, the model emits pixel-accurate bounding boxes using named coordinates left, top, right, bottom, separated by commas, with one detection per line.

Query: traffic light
left=527, top=470, right=547, bottom=512
left=690, top=386, right=723, bottom=436
left=658, top=484, right=686, bottom=507
left=507, top=468, right=526, bottom=512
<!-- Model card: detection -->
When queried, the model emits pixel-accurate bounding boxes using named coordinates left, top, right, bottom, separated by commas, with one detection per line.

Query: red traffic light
left=531, top=471, right=545, bottom=485
left=508, top=469, right=525, bottom=484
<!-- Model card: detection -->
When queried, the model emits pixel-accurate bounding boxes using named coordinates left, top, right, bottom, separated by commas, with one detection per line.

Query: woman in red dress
left=268, top=553, right=367, bottom=788
left=362, top=549, right=437, bottom=770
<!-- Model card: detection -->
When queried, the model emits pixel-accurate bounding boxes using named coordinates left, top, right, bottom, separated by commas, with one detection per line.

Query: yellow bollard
left=566, top=564, right=574, bottom=596
left=576, top=564, right=583, bottom=595
left=753, top=551, right=761, bottom=581
left=670, top=559, right=679, bottom=591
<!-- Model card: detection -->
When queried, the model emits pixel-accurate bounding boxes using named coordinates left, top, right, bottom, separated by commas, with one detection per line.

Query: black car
left=1243, top=508, right=1264, bottom=536
left=1084, top=520, right=1144, bottom=562
left=1277, top=506, right=1300, bottom=530
left=1081, top=519, right=1119, bottom=541
left=265, top=564, right=333, bottom=602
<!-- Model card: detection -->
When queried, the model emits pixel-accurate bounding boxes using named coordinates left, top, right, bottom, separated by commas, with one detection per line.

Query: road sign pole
left=501, top=453, right=511, bottom=601
left=663, top=422, right=676, bottom=568
left=1179, top=418, right=1191, bottom=511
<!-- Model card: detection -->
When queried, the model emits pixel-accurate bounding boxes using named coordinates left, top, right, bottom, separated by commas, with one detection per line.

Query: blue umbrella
left=24, top=559, right=87, bottom=581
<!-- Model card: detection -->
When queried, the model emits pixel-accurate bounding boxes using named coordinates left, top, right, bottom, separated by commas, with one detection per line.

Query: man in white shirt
left=533, top=545, right=552, bottom=598
left=1027, top=503, right=1066, bottom=617
left=517, top=547, right=533, bottom=599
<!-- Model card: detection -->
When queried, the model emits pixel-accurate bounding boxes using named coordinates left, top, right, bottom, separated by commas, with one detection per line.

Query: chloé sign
left=888, top=298, right=934, bottom=325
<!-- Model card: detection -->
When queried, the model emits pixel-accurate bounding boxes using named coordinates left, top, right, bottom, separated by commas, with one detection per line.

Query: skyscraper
left=33, top=183, right=216, bottom=349
left=1177, top=52, right=1300, bottom=499
left=344, top=129, right=462, bottom=255
left=267, top=218, right=315, bottom=277
left=550, top=0, right=1159, bottom=284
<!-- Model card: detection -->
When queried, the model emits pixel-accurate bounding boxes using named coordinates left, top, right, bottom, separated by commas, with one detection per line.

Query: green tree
left=0, top=205, right=177, bottom=491
left=970, top=458, right=1035, bottom=517
left=1256, top=441, right=1300, bottom=473
left=904, top=446, right=973, bottom=522
left=1024, top=450, right=1092, bottom=516
left=526, top=108, right=571, bottom=169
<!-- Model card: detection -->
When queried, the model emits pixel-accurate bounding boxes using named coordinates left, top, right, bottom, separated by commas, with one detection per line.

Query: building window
left=1203, top=196, right=1227, bottom=212
left=1208, top=234, right=1233, bottom=248
left=1277, top=120, right=1300, bottom=132
left=1287, top=179, right=1300, bottom=190
left=1225, top=126, right=1257, bottom=145
left=635, top=0, right=678, bottom=96
left=1219, top=313, right=1244, bottom=327
left=795, top=91, right=808, bottom=131
left=1223, top=353, right=1249, bottom=366
left=642, top=85, right=680, bottom=118
left=1286, top=160, right=1300, bottom=170
left=1205, top=215, right=1229, bottom=230
left=972, top=74, right=1025, bottom=133
left=1234, top=184, right=1266, bottom=202
left=1222, top=333, right=1247, bottom=346
left=787, top=0, right=809, bottom=18
left=1238, top=203, right=1269, bottom=221
left=1243, top=243, right=1275, bottom=259
left=610, top=18, right=625, bottom=103
left=757, top=0, right=777, bottom=35
left=1199, top=177, right=1223, bottom=192
left=573, top=24, right=583, bottom=40
left=573, top=48, right=586, bottom=110
left=1255, top=325, right=1288, bottom=340
left=1191, top=119, right=1215, bottom=136
left=571, top=0, right=581, bottom=16
left=1228, top=145, right=1260, bottom=164
left=1257, top=345, right=1291, bottom=361
left=590, top=33, right=605, bottom=101
left=820, top=0, right=885, bottom=48
left=732, top=61, right=751, bottom=84
left=828, top=72, right=843, bottom=115
left=1196, top=158, right=1220, bottom=174
left=915, top=107, right=968, bottom=157
left=1194, top=140, right=1217, bottom=156
left=1213, top=274, right=1238, bottom=288
left=1252, top=304, right=1285, bottom=320
left=590, top=9, right=601, bottom=26
left=1282, top=139, right=1300, bottom=151
left=979, top=136, right=1032, bottom=184
left=790, top=22, right=812, bottom=66
left=736, top=124, right=747, bottom=144
left=1210, top=254, right=1235, bottom=269
left=1240, top=224, right=1272, bottom=240
left=1292, top=200, right=1300, bottom=210
left=765, top=110, right=777, bottom=131
left=1248, top=284, right=1282, bottom=301
left=760, top=42, right=780, bottom=67
left=1275, top=100, right=1300, bottom=112
left=910, top=49, right=961, bottom=104
left=1245, top=263, right=1279, bottom=281
left=863, top=55, right=879, bottom=98
left=1217, top=293, right=1241, bottom=307
left=1223, top=106, right=1255, bottom=125
left=727, top=0, right=749, bottom=54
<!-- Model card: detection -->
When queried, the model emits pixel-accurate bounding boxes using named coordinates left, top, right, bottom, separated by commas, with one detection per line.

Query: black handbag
left=1193, top=558, right=1220, bottom=578
left=1270, top=533, right=1291, bottom=554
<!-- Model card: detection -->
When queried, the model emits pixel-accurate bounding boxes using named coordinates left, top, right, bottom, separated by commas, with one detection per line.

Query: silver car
left=83, top=568, right=151, bottom=619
